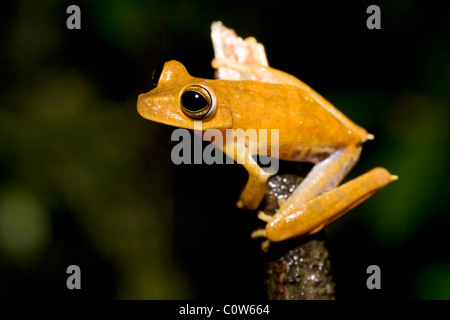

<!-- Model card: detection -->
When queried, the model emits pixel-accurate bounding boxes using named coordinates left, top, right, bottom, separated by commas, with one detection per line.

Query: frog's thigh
left=288, top=146, right=362, bottom=206
left=266, top=167, right=396, bottom=242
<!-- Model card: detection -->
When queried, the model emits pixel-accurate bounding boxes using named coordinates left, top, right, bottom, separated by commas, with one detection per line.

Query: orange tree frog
left=137, top=60, right=396, bottom=242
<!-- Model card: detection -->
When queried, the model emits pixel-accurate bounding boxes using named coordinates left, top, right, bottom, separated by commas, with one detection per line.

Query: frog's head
left=137, top=60, right=233, bottom=130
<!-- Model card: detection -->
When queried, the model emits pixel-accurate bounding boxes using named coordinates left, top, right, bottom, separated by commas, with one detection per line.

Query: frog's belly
left=278, top=144, right=336, bottom=164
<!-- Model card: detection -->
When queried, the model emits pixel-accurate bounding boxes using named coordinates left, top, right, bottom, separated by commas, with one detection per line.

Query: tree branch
left=257, top=170, right=335, bottom=300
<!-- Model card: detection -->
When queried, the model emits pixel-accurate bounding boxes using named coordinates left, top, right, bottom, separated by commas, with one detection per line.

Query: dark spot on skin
left=291, top=149, right=302, bottom=159
left=309, top=152, right=329, bottom=163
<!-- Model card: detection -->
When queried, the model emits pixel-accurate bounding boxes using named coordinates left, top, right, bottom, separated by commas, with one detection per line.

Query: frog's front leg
left=238, top=161, right=269, bottom=210
left=222, top=141, right=269, bottom=210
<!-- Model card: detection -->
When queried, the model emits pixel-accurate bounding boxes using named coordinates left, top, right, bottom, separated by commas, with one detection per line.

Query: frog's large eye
left=151, top=63, right=165, bottom=86
left=180, top=85, right=216, bottom=119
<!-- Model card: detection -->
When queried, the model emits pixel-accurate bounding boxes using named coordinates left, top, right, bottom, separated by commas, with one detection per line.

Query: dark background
left=0, top=0, right=449, bottom=299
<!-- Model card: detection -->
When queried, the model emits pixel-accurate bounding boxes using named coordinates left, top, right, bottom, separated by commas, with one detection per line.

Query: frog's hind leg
left=254, top=146, right=360, bottom=240
left=285, top=146, right=362, bottom=208
left=265, top=167, right=397, bottom=242
left=252, top=146, right=360, bottom=225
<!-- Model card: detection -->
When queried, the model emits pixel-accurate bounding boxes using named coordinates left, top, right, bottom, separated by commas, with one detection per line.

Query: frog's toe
left=251, top=228, right=266, bottom=239
left=257, top=211, right=272, bottom=222
left=251, top=230, right=271, bottom=251
left=277, top=198, right=287, bottom=208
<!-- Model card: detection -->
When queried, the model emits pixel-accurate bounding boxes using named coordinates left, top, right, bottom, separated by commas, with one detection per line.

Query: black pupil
left=152, top=63, right=164, bottom=85
left=181, top=91, right=208, bottom=112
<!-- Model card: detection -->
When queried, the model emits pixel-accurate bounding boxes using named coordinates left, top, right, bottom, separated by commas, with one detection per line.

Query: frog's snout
left=137, top=92, right=160, bottom=119
left=137, top=89, right=182, bottom=127
left=137, top=93, right=150, bottom=117
left=137, top=93, right=145, bottom=105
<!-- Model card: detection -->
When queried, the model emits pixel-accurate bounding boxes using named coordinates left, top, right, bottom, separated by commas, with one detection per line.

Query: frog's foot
left=251, top=229, right=271, bottom=252
left=212, top=58, right=262, bottom=81
left=251, top=213, right=273, bottom=251
left=211, top=21, right=268, bottom=71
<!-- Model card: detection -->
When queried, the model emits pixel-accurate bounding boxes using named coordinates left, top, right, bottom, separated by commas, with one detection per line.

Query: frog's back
left=216, top=80, right=364, bottom=163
